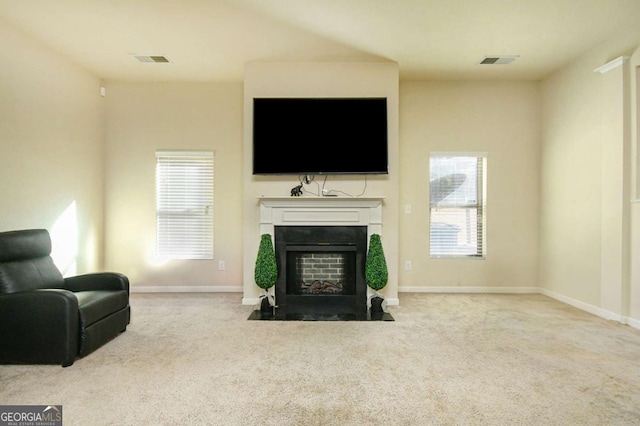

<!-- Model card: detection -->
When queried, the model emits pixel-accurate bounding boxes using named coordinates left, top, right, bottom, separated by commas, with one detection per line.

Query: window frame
left=155, top=150, right=214, bottom=260
left=429, top=152, right=487, bottom=259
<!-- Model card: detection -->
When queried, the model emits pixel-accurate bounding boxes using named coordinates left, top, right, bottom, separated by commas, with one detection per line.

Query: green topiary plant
left=254, top=234, right=278, bottom=310
left=365, top=234, right=388, bottom=296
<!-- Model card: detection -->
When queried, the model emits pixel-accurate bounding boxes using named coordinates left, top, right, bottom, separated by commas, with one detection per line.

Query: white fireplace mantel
left=258, top=196, right=384, bottom=238
left=243, top=195, right=396, bottom=307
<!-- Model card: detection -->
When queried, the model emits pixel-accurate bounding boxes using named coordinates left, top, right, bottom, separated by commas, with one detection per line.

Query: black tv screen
left=253, top=97, right=388, bottom=175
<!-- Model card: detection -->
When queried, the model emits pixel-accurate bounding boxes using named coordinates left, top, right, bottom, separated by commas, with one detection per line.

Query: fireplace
left=274, top=226, right=367, bottom=320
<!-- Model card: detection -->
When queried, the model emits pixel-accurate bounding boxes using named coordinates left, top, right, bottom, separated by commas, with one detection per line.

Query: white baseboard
left=538, top=288, right=619, bottom=321
left=540, top=288, right=640, bottom=331
left=625, top=316, right=640, bottom=329
left=131, top=286, right=242, bottom=293
left=398, top=286, right=540, bottom=294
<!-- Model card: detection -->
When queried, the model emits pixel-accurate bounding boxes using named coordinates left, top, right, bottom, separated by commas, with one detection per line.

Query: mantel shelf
left=258, top=196, right=384, bottom=209
left=258, top=196, right=384, bottom=235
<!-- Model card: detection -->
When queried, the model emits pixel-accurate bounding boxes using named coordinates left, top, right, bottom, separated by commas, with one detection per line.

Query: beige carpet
left=1, top=293, right=640, bottom=425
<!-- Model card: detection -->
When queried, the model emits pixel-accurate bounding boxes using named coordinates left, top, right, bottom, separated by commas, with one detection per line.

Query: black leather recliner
left=0, top=229, right=130, bottom=366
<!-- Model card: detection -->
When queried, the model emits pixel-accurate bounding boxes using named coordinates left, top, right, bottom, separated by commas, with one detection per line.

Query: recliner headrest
left=0, top=229, right=52, bottom=262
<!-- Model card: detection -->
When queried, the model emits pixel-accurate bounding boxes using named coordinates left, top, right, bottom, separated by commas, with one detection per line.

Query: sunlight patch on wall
left=51, top=201, right=78, bottom=277
left=143, top=232, right=170, bottom=268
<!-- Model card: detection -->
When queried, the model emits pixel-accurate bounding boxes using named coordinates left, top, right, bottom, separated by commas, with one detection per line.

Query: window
left=429, top=153, right=486, bottom=258
left=156, top=151, right=214, bottom=259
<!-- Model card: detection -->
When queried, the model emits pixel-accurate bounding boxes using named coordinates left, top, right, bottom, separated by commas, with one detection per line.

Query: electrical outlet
left=404, top=260, right=412, bottom=271
left=404, top=204, right=412, bottom=214
left=218, top=260, right=226, bottom=270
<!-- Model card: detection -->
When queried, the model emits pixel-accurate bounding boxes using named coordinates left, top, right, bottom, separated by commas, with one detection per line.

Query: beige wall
left=540, top=27, right=640, bottom=325
left=103, top=82, right=244, bottom=289
left=399, top=81, right=541, bottom=289
left=242, top=62, right=400, bottom=303
left=540, top=55, right=604, bottom=306
left=629, top=47, right=640, bottom=323
left=0, top=19, right=104, bottom=275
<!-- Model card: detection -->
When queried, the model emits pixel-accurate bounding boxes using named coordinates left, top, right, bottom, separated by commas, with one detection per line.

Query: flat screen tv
left=253, top=97, right=388, bottom=175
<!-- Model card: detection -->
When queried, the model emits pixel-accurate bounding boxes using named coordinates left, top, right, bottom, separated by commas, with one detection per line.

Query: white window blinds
left=429, top=153, right=486, bottom=258
left=156, top=151, right=214, bottom=259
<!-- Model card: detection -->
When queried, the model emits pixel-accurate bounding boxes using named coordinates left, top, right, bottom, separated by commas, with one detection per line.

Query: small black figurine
left=290, top=184, right=303, bottom=197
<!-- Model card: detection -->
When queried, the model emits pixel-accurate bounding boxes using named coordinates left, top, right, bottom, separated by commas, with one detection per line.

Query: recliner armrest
left=64, top=272, right=130, bottom=294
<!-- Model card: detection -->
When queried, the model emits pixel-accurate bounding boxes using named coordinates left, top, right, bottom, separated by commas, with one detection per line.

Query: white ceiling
left=2, top=0, right=640, bottom=82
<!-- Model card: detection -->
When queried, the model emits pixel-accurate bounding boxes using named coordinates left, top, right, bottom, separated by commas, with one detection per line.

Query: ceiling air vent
left=479, top=55, right=519, bottom=65
left=134, top=55, right=170, bottom=63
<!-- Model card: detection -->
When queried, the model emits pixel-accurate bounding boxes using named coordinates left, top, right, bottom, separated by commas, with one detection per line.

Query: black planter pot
left=370, top=296, right=384, bottom=313
left=260, top=296, right=272, bottom=314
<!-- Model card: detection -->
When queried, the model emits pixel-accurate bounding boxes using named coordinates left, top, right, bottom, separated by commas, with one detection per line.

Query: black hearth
left=274, top=226, right=368, bottom=320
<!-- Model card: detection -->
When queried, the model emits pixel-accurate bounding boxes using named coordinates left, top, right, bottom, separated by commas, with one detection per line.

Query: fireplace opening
left=287, top=248, right=356, bottom=296
left=275, top=226, right=367, bottom=320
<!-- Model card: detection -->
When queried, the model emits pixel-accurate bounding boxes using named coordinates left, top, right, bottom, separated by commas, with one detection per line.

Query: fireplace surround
left=275, top=225, right=367, bottom=320
left=250, top=196, right=390, bottom=320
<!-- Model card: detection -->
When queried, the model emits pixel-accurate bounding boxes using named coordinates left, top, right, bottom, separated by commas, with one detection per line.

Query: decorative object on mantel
left=365, top=234, right=388, bottom=315
left=290, top=184, right=303, bottom=196
left=254, top=234, right=278, bottom=314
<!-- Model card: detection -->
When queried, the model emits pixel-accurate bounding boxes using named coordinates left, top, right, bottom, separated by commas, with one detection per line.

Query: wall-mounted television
left=252, top=97, right=388, bottom=175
